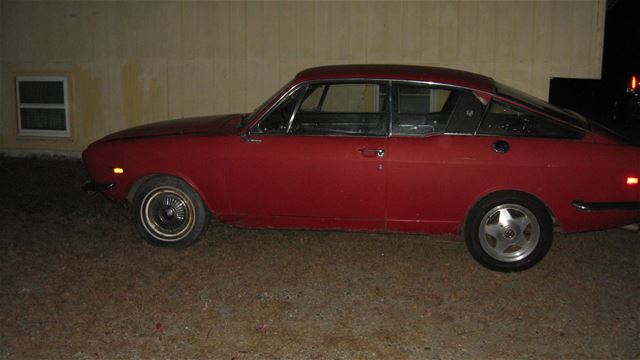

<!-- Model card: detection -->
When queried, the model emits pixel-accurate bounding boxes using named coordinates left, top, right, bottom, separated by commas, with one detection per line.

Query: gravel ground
left=0, top=157, right=638, bottom=359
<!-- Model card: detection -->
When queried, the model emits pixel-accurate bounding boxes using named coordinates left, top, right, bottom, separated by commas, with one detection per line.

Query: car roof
left=293, top=64, right=496, bottom=93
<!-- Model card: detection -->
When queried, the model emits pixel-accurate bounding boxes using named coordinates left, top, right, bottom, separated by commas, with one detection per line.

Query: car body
left=83, top=64, right=640, bottom=271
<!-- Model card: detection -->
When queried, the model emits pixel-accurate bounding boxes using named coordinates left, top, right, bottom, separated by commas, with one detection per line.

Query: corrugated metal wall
left=0, top=0, right=605, bottom=153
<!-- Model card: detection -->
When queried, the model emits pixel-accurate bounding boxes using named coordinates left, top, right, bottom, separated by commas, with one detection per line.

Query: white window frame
left=16, top=75, right=70, bottom=137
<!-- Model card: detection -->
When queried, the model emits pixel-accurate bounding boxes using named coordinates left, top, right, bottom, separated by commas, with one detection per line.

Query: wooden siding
left=0, top=0, right=605, bottom=153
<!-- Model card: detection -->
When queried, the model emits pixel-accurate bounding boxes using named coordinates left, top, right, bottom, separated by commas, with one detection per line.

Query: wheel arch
left=463, top=189, right=558, bottom=234
left=127, top=173, right=215, bottom=215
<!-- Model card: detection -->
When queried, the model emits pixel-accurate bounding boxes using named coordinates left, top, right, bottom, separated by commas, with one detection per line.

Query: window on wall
left=16, top=76, right=70, bottom=137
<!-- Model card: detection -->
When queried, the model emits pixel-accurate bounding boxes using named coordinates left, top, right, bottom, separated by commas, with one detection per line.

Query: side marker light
left=113, top=167, right=124, bottom=174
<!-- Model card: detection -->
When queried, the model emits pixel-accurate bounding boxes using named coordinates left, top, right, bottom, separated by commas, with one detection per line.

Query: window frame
left=249, top=78, right=585, bottom=140
left=249, top=83, right=307, bottom=135
left=250, top=79, right=391, bottom=138
left=15, top=75, right=71, bottom=138
left=389, top=81, right=464, bottom=137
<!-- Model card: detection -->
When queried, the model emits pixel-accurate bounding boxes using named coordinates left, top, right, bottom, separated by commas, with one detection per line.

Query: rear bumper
left=82, top=182, right=115, bottom=194
left=572, top=200, right=640, bottom=212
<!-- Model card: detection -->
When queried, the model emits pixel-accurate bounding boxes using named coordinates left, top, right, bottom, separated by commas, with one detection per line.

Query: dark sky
left=602, top=0, right=640, bottom=82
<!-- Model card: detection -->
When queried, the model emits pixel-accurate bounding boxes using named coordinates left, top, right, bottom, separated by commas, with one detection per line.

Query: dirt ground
left=0, top=157, right=638, bottom=359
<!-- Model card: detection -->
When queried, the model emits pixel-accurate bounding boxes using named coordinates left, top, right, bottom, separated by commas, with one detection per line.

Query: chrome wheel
left=478, top=203, right=539, bottom=262
left=140, top=186, right=195, bottom=242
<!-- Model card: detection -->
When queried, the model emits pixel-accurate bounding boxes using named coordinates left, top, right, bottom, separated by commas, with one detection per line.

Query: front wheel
left=133, top=176, right=209, bottom=248
left=464, top=193, right=552, bottom=272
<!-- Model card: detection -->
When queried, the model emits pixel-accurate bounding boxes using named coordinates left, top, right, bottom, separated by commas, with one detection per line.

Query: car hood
left=99, top=114, right=244, bottom=142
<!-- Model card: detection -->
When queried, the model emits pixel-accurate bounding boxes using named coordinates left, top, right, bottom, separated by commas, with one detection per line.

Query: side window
left=253, top=87, right=304, bottom=134
left=392, top=84, right=458, bottom=136
left=291, top=83, right=389, bottom=136
left=478, top=100, right=583, bottom=139
left=446, top=91, right=487, bottom=134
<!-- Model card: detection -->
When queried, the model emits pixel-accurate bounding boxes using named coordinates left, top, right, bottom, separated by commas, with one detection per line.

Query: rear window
left=478, top=99, right=584, bottom=139
left=495, top=82, right=589, bottom=130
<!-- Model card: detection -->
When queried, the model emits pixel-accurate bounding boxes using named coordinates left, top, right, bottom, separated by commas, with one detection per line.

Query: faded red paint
left=83, top=65, right=640, bottom=236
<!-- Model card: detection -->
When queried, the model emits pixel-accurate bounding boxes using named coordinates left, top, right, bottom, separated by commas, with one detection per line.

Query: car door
left=226, top=81, right=389, bottom=230
left=385, top=82, right=481, bottom=233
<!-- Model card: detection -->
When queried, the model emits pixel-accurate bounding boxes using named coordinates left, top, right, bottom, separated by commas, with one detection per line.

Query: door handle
left=492, top=140, right=510, bottom=153
left=359, top=148, right=385, bottom=157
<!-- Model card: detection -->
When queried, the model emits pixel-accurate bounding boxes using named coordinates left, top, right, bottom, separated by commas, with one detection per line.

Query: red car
left=83, top=65, right=640, bottom=271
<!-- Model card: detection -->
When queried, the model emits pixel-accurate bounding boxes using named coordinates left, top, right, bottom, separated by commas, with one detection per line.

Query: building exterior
left=0, top=0, right=605, bottom=156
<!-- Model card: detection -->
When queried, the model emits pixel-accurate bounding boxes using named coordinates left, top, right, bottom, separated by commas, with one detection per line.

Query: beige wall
left=0, top=0, right=605, bottom=154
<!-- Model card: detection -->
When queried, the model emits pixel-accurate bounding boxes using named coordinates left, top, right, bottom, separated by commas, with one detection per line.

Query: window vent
left=16, top=76, right=70, bottom=137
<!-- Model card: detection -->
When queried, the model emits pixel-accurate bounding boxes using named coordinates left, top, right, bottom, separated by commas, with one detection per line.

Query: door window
left=292, top=83, right=389, bottom=136
left=254, top=83, right=389, bottom=136
left=391, top=84, right=459, bottom=136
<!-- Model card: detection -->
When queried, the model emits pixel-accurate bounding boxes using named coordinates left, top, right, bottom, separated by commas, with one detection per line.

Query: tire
left=464, top=192, right=552, bottom=272
left=133, top=176, right=209, bottom=248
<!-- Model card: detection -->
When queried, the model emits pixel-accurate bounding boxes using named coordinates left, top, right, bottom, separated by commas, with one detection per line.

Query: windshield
left=495, top=82, right=589, bottom=129
left=241, top=81, right=293, bottom=127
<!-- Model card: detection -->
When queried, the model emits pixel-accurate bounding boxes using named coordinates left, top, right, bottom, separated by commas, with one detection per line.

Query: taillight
left=626, top=176, right=638, bottom=186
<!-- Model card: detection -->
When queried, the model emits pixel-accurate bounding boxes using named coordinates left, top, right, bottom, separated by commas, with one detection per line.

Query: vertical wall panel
left=262, top=3, right=281, bottom=96
left=0, top=0, right=606, bottom=153
left=512, top=2, right=534, bottom=64
left=297, top=3, right=317, bottom=67
left=437, top=1, right=458, bottom=64
left=418, top=1, right=441, bottom=63
left=401, top=1, right=424, bottom=61
left=474, top=1, right=496, bottom=69
left=245, top=1, right=266, bottom=112
left=346, top=2, right=367, bottom=64
left=328, top=2, right=350, bottom=63
left=457, top=2, right=479, bottom=65
left=366, top=2, right=388, bottom=62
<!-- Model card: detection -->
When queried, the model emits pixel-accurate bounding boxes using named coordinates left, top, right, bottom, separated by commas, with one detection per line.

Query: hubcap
left=141, top=187, right=195, bottom=242
left=479, top=204, right=539, bottom=262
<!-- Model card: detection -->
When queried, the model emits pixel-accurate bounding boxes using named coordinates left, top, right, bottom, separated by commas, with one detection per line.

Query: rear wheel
left=133, top=176, right=209, bottom=248
left=464, top=192, right=552, bottom=272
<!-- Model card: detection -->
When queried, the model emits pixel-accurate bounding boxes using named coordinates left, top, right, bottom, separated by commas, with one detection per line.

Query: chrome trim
left=82, top=182, right=115, bottom=194
left=245, top=75, right=590, bottom=144
left=483, top=96, right=587, bottom=136
left=285, top=85, right=308, bottom=133
left=388, top=80, right=394, bottom=137
left=247, top=82, right=308, bottom=135
left=359, top=148, right=385, bottom=157
left=240, top=132, right=262, bottom=143
left=247, top=78, right=480, bottom=138
left=572, top=200, right=640, bottom=212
